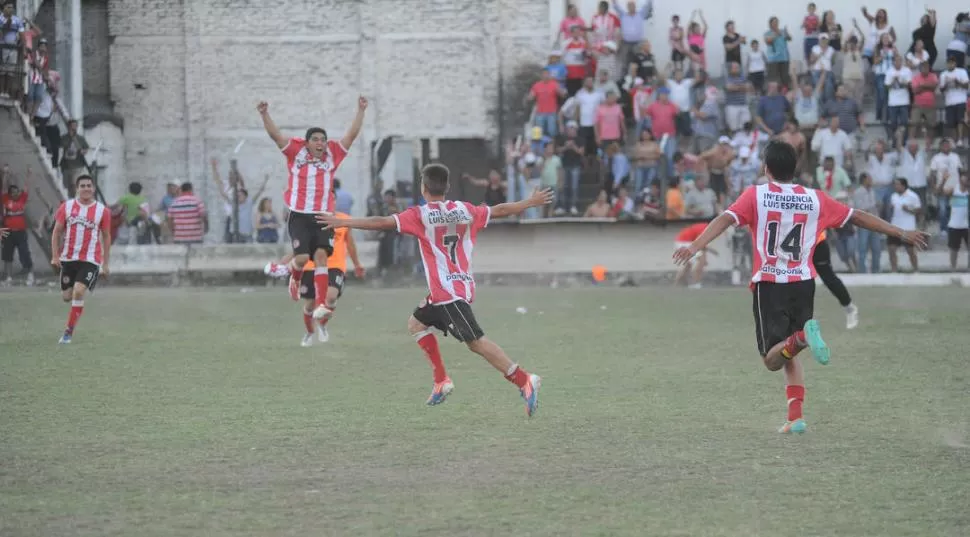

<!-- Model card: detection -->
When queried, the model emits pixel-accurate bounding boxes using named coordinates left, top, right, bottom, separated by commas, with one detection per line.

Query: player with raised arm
left=257, top=97, right=366, bottom=321
left=50, top=175, right=112, bottom=344
left=673, top=141, right=928, bottom=434
left=317, top=164, right=553, bottom=416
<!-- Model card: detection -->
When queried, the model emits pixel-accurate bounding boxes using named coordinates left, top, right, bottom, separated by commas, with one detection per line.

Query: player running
left=50, top=175, right=112, bottom=344
left=257, top=96, right=366, bottom=322
left=673, top=141, right=928, bottom=434
left=316, top=164, right=553, bottom=416
left=813, top=230, right=859, bottom=329
left=673, top=221, right=718, bottom=288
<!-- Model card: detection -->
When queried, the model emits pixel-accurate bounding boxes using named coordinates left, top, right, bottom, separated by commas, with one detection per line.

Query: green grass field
left=1, top=285, right=968, bottom=537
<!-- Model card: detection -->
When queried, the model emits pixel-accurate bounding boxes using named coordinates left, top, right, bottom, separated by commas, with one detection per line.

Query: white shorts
left=675, top=241, right=702, bottom=261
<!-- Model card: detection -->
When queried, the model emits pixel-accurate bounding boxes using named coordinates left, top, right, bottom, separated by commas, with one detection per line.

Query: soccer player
left=257, top=96, right=366, bottom=321
left=813, top=230, right=859, bottom=329
left=50, top=175, right=112, bottom=344
left=316, top=164, right=553, bottom=416
left=673, top=221, right=718, bottom=288
left=673, top=141, right=928, bottom=433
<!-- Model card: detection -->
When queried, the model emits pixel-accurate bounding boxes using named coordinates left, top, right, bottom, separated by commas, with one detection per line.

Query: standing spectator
left=611, top=0, right=652, bottom=74
left=0, top=1, right=23, bottom=99
left=909, top=61, right=939, bottom=140
left=630, top=129, right=661, bottom=194
left=558, top=122, right=584, bottom=215
left=811, top=117, right=853, bottom=170
left=888, top=178, right=921, bottom=272
left=684, top=174, right=717, bottom=218
left=732, top=121, right=768, bottom=161
left=841, top=36, right=868, bottom=105
left=746, top=40, right=767, bottom=95
left=660, top=66, right=694, bottom=140
left=823, top=84, right=865, bottom=136
left=25, top=37, right=49, bottom=118
left=808, top=35, right=834, bottom=102
left=1, top=168, right=33, bottom=285
left=256, top=197, right=280, bottom=244
left=853, top=172, right=882, bottom=273
left=376, top=189, right=400, bottom=272
left=572, top=77, right=602, bottom=161
left=593, top=68, right=619, bottom=99
left=801, top=3, right=821, bottom=63
left=930, top=138, right=963, bottom=231
left=872, top=33, right=898, bottom=123
left=764, top=17, right=792, bottom=90
left=665, top=176, right=685, bottom=219
left=727, top=146, right=760, bottom=196
left=816, top=156, right=851, bottom=199
left=860, top=7, right=897, bottom=61
left=32, top=80, right=56, bottom=154
left=540, top=142, right=563, bottom=218
left=366, top=181, right=384, bottom=216
left=723, top=63, right=750, bottom=134
left=884, top=55, right=913, bottom=144
left=562, top=26, right=589, bottom=96
left=685, top=10, right=708, bottom=73
left=590, top=1, right=620, bottom=48
left=115, top=182, right=155, bottom=244
left=594, top=91, right=625, bottom=150
left=779, top=120, right=809, bottom=174
left=669, top=15, right=687, bottom=71
left=865, top=140, right=899, bottom=218
left=941, top=172, right=969, bottom=270
left=463, top=170, right=507, bottom=208
left=626, top=76, right=653, bottom=137
left=593, top=41, right=620, bottom=84
left=629, top=40, right=657, bottom=82
left=791, top=76, right=823, bottom=135
left=755, top=81, right=790, bottom=136
left=604, top=142, right=629, bottom=197
left=939, top=56, right=969, bottom=145
left=690, top=91, right=720, bottom=154
left=819, top=10, right=843, bottom=52
left=231, top=188, right=255, bottom=243
left=527, top=68, right=565, bottom=137
left=906, top=38, right=931, bottom=70
left=910, top=9, right=937, bottom=67
left=558, top=4, right=586, bottom=44
left=167, top=182, right=208, bottom=245
left=644, top=86, right=678, bottom=170
left=698, top=137, right=734, bottom=203
left=210, top=158, right=245, bottom=243
left=897, top=136, right=929, bottom=226
left=723, top=21, right=745, bottom=70
left=546, top=51, right=567, bottom=90
left=59, top=119, right=89, bottom=197
left=333, top=178, right=353, bottom=215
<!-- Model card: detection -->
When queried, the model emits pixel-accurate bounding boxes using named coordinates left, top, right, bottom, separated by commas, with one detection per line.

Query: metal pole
left=229, top=159, right=240, bottom=243
left=69, top=0, right=82, bottom=126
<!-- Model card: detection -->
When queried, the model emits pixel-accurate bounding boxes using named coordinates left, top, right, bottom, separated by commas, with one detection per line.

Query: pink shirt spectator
left=911, top=72, right=939, bottom=108
left=560, top=16, right=586, bottom=39
left=595, top=103, right=624, bottom=140
left=646, top=100, right=678, bottom=138
left=531, top=80, right=561, bottom=114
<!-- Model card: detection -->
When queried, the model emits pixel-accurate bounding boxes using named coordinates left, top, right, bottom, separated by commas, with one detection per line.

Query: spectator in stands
left=685, top=10, right=708, bottom=72
left=802, top=3, right=820, bottom=62
left=612, top=0, right=651, bottom=69
left=366, top=180, right=383, bottom=216
left=593, top=68, right=619, bottom=99
left=557, top=123, right=584, bottom=216
left=942, top=172, right=969, bottom=270
left=644, top=86, right=677, bottom=168
left=906, top=38, right=930, bottom=69
left=699, top=137, right=734, bottom=203
left=897, top=136, right=929, bottom=227
left=593, top=41, right=619, bottom=84
left=630, top=129, right=661, bottom=195
left=377, top=189, right=400, bottom=273
left=861, top=7, right=897, bottom=61
left=910, top=61, right=939, bottom=140
left=746, top=39, right=767, bottom=94
left=930, top=138, right=963, bottom=233
left=594, top=91, right=625, bottom=150
left=684, top=174, right=717, bottom=218
left=939, top=56, right=969, bottom=145
left=819, top=10, right=843, bottom=52
left=585, top=189, right=611, bottom=217
left=808, top=36, right=834, bottom=103
left=32, top=77, right=55, bottom=154
left=872, top=33, right=899, bottom=123
left=625, top=75, right=651, bottom=136
left=528, top=67, right=565, bottom=138
left=665, top=176, right=685, bottom=219
left=811, top=116, right=852, bottom=169
left=831, top=192, right=859, bottom=273
left=562, top=25, right=589, bottom=96
left=884, top=54, right=912, bottom=145
left=910, top=9, right=937, bottom=67
left=256, top=197, right=280, bottom=244
left=464, top=170, right=507, bottom=208
left=609, top=185, right=635, bottom=219
left=690, top=89, right=720, bottom=153
left=853, top=172, right=881, bottom=273
left=167, top=182, right=207, bottom=245
left=728, top=146, right=760, bottom=196
left=824, top=83, right=865, bottom=136
left=865, top=140, right=899, bottom=218
left=25, top=37, right=48, bottom=118
left=731, top=121, right=767, bottom=161
left=571, top=77, right=601, bottom=161
left=841, top=36, right=867, bottom=106
left=639, top=181, right=662, bottom=220
left=333, top=178, right=353, bottom=215
left=888, top=177, right=921, bottom=272
left=659, top=66, right=693, bottom=142
left=591, top=1, right=620, bottom=47
left=540, top=142, right=563, bottom=218
left=559, top=4, right=585, bottom=44
left=1, top=167, right=33, bottom=285
left=723, top=63, right=749, bottom=134
left=723, top=21, right=745, bottom=70
left=157, top=180, right=179, bottom=242
left=59, top=119, right=89, bottom=197
left=669, top=15, right=687, bottom=71
left=511, top=151, right=541, bottom=220
left=756, top=81, right=790, bottom=136
left=629, top=40, right=656, bottom=82
left=115, top=182, right=153, bottom=244
left=604, top=142, right=629, bottom=198
left=764, top=17, right=792, bottom=90
left=816, top=156, right=851, bottom=199
left=0, top=1, right=24, bottom=99
left=780, top=120, right=809, bottom=174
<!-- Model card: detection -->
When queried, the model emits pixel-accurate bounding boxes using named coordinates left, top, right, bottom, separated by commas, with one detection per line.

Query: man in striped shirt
left=166, top=182, right=208, bottom=244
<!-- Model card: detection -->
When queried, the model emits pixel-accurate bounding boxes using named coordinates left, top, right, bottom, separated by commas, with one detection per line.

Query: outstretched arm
left=673, top=212, right=735, bottom=264
left=491, top=188, right=555, bottom=218
left=317, top=214, right=396, bottom=231
left=850, top=210, right=929, bottom=247
left=340, top=96, right=368, bottom=149
left=256, top=101, right=287, bottom=149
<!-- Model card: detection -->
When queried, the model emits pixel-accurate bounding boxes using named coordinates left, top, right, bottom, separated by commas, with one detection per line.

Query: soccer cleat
left=301, top=333, right=314, bottom=347
left=58, top=331, right=72, bottom=344
left=846, top=304, right=859, bottom=330
left=426, top=378, right=455, bottom=406
left=311, top=304, right=332, bottom=320
left=778, top=418, right=807, bottom=434
left=287, top=274, right=300, bottom=301
left=803, top=319, right=830, bottom=365
left=264, top=262, right=290, bottom=279
left=316, top=324, right=329, bottom=343
left=520, top=374, right=541, bottom=417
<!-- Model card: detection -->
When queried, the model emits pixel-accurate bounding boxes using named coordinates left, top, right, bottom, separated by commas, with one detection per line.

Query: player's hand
left=256, top=101, right=268, bottom=114
left=900, top=230, right=931, bottom=250
left=672, top=245, right=698, bottom=265
left=315, top=213, right=341, bottom=230
left=353, top=265, right=366, bottom=279
left=0, top=227, right=8, bottom=240
left=101, top=264, right=110, bottom=278
left=358, top=96, right=368, bottom=110
left=50, top=257, right=60, bottom=269
left=529, top=188, right=555, bottom=206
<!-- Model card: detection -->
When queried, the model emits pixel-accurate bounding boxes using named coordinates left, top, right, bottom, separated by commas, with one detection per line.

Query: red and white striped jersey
left=55, top=199, right=111, bottom=266
left=726, top=182, right=852, bottom=285
left=167, top=194, right=207, bottom=243
left=282, top=138, right=348, bottom=214
left=590, top=12, right=620, bottom=45
left=393, top=201, right=491, bottom=305
left=29, top=51, right=48, bottom=84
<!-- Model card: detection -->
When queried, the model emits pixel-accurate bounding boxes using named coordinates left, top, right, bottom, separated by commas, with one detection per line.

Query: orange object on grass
left=591, top=265, right=607, bottom=282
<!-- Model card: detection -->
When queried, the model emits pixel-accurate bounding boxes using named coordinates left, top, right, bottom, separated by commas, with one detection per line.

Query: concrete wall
left=100, top=0, right=552, bottom=237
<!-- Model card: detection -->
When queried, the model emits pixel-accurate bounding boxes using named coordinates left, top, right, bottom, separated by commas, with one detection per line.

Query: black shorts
left=948, top=227, right=969, bottom=251
left=60, top=261, right=100, bottom=292
left=298, top=268, right=345, bottom=300
left=287, top=211, right=335, bottom=257
left=0, top=229, right=28, bottom=262
left=752, top=280, right=816, bottom=357
left=412, top=298, right=485, bottom=343
left=813, top=237, right=832, bottom=266
left=709, top=172, right=727, bottom=196
left=946, top=104, right=966, bottom=127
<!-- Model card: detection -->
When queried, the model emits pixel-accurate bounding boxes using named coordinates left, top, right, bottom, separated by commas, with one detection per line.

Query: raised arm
left=317, top=214, right=397, bottom=231
left=340, top=96, right=368, bottom=149
left=490, top=188, right=555, bottom=218
left=210, top=158, right=230, bottom=201
left=849, top=209, right=929, bottom=247
left=256, top=101, right=287, bottom=149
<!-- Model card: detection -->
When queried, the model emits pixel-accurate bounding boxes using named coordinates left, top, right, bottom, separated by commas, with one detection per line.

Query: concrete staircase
left=0, top=99, right=69, bottom=275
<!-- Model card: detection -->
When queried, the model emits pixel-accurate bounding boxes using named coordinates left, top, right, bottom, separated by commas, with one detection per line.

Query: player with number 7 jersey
left=316, top=163, right=554, bottom=417
left=673, top=141, right=929, bottom=434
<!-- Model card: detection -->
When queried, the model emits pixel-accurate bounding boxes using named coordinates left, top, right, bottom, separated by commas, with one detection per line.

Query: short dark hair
left=180, top=182, right=193, bottom=193
left=129, top=182, right=142, bottom=195
left=75, top=174, right=94, bottom=186
left=750, top=39, right=759, bottom=46
left=763, top=141, right=798, bottom=182
left=421, top=163, right=450, bottom=196
left=305, top=127, right=327, bottom=141
left=894, top=177, right=909, bottom=189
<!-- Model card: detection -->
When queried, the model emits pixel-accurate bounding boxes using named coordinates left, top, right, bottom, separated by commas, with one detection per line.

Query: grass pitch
left=1, top=285, right=968, bottom=537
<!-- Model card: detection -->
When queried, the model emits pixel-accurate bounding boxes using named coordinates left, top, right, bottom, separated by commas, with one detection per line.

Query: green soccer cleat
left=803, top=319, right=830, bottom=365
left=778, top=418, right=807, bottom=434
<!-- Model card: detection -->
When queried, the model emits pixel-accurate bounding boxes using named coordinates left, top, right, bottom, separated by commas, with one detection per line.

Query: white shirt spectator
left=811, top=128, right=853, bottom=169
left=810, top=45, right=835, bottom=71
left=732, top=130, right=767, bottom=160
left=949, top=182, right=969, bottom=230
left=897, top=148, right=928, bottom=188
left=905, top=50, right=929, bottom=68
left=890, top=188, right=921, bottom=230
left=884, top=66, right=913, bottom=106
left=930, top=151, right=963, bottom=190
left=574, top=89, right=603, bottom=127
left=867, top=152, right=899, bottom=187
left=747, top=49, right=767, bottom=73
left=666, top=78, right=694, bottom=112
left=939, top=67, right=970, bottom=107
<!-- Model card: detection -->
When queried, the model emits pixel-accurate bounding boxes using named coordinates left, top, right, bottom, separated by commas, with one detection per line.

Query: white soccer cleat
left=264, top=262, right=290, bottom=279
left=846, top=304, right=859, bottom=330
left=316, top=324, right=330, bottom=343
left=311, top=304, right=332, bottom=320
left=301, top=333, right=314, bottom=347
